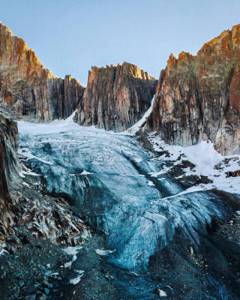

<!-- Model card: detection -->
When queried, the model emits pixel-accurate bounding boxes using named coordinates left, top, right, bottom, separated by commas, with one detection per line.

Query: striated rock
left=0, top=23, right=84, bottom=120
left=0, top=106, right=20, bottom=239
left=63, top=75, right=84, bottom=118
left=0, top=105, right=89, bottom=245
left=0, top=107, right=19, bottom=198
left=147, top=24, right=240, bottom=155
left=75, top=62, right=157, bottom=131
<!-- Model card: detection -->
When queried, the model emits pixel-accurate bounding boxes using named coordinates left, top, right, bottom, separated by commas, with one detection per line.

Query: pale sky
left=1, top=0, right=240, bottom=85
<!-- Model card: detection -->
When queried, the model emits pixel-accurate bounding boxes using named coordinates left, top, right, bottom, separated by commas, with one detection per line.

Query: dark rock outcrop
left=0, top=106, right=89, bottom=244
left=147, top=24, right=240, bottom=155
left=75, top=62, right=157, bottom=131
left=0, top=23, right=84, bottom=120
left=0, top=107, right=20, bottom=240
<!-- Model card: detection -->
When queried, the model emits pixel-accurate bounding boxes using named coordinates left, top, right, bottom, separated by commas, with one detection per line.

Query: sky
left=1, top=0, right=240, bottom=85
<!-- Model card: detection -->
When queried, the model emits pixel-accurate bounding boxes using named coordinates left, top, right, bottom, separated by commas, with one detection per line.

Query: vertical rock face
left=63, top=75, right=84, bottom=118
left=0, top=106, right=19, bottom=237
left=0, top=108, right=19, bottom=197
left=0, top=105, right=89, bottom=245
left=75, top=62, right=157, bottom=131
left=0, top=23, right=84, bottom=120
left=147, top=24, right=240, bottom=155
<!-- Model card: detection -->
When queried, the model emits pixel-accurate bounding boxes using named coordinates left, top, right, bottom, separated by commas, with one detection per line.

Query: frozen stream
left=18, top=117, right=240, bottom=299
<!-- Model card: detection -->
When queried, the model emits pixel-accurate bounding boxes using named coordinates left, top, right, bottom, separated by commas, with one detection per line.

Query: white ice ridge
left=18, top=110, right=80, bottom=136
left=127, top=95, right=156, bottom=135
left=18, top=110, right=118, bottom=136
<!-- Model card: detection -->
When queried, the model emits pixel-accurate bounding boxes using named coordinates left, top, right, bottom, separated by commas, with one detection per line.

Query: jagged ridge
left=0, top=23, right=84, bottom=120
left=75, top=62, right=157, bottom=131
left=146, top=24, right=240, bottom=155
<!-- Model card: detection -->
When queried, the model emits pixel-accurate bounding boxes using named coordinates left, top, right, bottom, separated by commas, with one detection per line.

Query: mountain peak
left=147, top=24, right=240, bottom=155
left=0, top=22, right=84, bottom=120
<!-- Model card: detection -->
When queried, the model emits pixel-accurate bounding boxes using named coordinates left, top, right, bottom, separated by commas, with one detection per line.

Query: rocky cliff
left=0, top=23, right=84, bottom=120
left=0, top=107, right=92, bottom=299
left=147, top=24, right=240, bottom=155
left=75, top=62, right=157, bottom=131
left=0, top=106, right=20, bottom=240
left=0, top=105, right=88, bottom=245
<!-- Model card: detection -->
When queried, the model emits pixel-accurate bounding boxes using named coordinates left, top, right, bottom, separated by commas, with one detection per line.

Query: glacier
left=18, top=115, right=240, bottom=299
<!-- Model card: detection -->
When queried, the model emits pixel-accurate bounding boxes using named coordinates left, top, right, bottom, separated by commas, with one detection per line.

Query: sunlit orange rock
left=0, top=23, right=84, bottom=120
left=75, top=62, right=157, bottom=131
left=147, top=24, right=240, bottom=155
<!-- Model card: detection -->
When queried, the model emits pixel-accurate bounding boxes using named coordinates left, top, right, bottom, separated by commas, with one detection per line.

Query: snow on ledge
left=148, top=133, right=240, bottom=195
left=18, top=110, right=119, bottom=137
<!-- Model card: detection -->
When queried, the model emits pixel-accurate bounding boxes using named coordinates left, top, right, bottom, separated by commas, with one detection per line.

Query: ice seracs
left=18, top=115, right=240, bottom=272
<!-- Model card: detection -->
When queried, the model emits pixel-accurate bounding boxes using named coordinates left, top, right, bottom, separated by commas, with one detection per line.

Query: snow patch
left=148, top=134, right=240, bottom=195
left=0, top=248, right=8, bottom=256
left=63, top=246, right=82, bottom=268
left=69, top=270, right=85, bottom=285
left=95, top=248, right=116, bottom=256
left=18, top=111, right=79, bottom=136
left=80, top=170, right=93, bottom=176
left=158, top=289, right=167, bottom=297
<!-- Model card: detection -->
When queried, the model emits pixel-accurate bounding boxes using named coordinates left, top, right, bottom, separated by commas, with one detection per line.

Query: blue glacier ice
left=18, top=119, right=231, bottom=273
